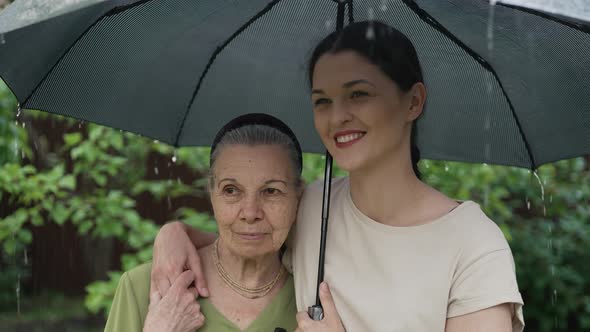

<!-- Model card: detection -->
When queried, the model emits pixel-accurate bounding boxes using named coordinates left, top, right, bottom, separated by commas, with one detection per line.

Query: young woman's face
left=311, top=51, right=424, bottom=173
left=210, top=144, right=300, bottom=259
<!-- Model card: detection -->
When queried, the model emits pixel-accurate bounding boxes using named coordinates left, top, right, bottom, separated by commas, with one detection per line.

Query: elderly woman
left=104, top=113, right=303, bottom=332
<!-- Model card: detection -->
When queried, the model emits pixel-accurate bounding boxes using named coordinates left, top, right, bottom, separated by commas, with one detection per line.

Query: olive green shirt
left=104, top=263, right=297, bottom=332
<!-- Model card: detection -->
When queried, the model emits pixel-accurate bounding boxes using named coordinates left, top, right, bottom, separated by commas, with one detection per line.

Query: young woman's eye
left=350, top=90, right=369, bottom=99
left=313, top=98, right=331, bottom=107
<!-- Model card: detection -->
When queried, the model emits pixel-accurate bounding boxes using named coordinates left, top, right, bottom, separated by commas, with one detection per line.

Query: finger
left=171, top=270, right=195, bottom=293
left=319, top=282, right=340, bottom=320
left=192, top=312, right=205, bottom=329
left=156, top=276, right=173, bottom=297
left=188, top=287, right=200, bottom=299
left=296, top=311, right=312, bottom=326
left=149, top=289, right=162, bottom=308
left=187, top=251, right=209, bottom=297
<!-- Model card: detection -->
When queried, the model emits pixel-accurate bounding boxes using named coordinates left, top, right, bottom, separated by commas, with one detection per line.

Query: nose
left=330, top=100, right=353, bottom=126
left=239, top=193, right=263, bottom=224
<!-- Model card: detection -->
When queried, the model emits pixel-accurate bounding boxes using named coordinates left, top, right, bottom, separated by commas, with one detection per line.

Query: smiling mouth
left=334, top=132, right=366, bottom=147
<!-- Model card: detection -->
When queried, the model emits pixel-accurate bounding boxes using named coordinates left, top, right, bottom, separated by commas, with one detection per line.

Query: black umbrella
left=1, top=0, right=589, bottom=319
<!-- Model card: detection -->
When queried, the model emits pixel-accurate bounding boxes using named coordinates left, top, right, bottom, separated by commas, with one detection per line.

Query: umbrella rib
left=401, top=0, right=537, bottom=169
left=174, top=0, right=283, bottom=147
left=21, top=0, right=154, bottom=108
left=497, top=3, right=590, bottom=34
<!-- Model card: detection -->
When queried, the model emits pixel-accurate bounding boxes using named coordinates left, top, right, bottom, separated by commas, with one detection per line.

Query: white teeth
left=336, top=133, right=364, bottom=143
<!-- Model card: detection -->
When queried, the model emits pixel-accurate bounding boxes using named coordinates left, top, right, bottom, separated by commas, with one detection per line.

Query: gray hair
left=209, top=124, right=303, bottom=188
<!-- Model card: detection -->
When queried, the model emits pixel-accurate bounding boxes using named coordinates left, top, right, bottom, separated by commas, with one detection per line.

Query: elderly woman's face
left=210, top=144, right=300, bottom=258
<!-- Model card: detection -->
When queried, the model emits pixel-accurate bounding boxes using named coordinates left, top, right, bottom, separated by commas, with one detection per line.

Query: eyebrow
left=265, top=179, right=288, bottom=186
left=218, top=178, right=236, bottom=188
left=217, top=178, right=288, bottom=187
left=311, top=79, right=376, bottom=95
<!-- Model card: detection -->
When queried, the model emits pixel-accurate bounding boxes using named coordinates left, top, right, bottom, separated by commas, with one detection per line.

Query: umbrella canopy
left=1, top=0, right=589, bottom=170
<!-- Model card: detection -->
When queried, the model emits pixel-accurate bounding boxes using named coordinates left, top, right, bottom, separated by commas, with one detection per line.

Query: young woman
left=149, top=21, right=524, bottom=331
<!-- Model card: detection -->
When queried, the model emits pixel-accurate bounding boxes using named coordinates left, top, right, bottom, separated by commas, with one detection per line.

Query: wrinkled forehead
left=212, top=144, right=295, bottom=182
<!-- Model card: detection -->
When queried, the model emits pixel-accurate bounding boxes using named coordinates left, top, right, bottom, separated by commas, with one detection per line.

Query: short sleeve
left=281, top=224, right=295, bottom=274
left=104, top=272, right=144, bottom=332
left=447, top=248, right=524, bottom=331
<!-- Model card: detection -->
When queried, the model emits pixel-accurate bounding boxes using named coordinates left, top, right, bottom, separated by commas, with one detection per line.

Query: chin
left=331, top=152, right=368, bottom=173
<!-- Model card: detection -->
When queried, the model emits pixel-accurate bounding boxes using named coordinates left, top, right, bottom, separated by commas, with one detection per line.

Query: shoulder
left=126, top=262, right=152, bottom=285
left=444, top=202, right=514, bottom=272
left=120, top=262, right=152, bottom=305
left=451, top=202, right=510, bottom=251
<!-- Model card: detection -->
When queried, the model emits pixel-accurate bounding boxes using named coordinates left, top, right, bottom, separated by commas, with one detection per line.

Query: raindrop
left=153, top=140, right=159, bottom=144
left=380, top=0, right=387, bottom=11
left=366, top=26, right=375, bottom=40
left=526, top=199, right=531, bottom=210
left=484, top=143, right=491, bottom=161
left=21, top=122, right=26, bottom=128
left=16, top=106, right=21, bottom=118
left=532, top=171, right=545, bottom=202
left=551, top=265, right=555, bottom=276
left=368, top=7, right=375, bottom=20
left=177, top=177, right=182, bottom=185
left=325, top=19, right=333, bottom=30
left=167, top=196, right=172, bottom=209
left=171, top=154, right=177, bottom=163
left=552, top=289, right=557, bottom=305
left=154, top=167, right=159, bottom=175
left=444, top=164, right=449, bottom=172
left=16, top=272, right=21, bottom=316
left=487, top=0, right=496, bottom=54
left=484, top=116, right=491, bottom=131
left=24, top=249, right=28, bottom=266
left=0, top=33, right=5, bottom=45
left=549, top=195, right=553, bottom=203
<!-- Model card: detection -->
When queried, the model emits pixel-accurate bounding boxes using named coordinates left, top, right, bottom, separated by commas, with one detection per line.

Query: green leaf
left=51, top=203, right=70, bottom=225
left=64, top=132, right=82, bottom=146
left=3, top=237, right=17, bottom=255
left=17, top=229, right=32, bottom=244
left=58, top=175, right=76, bottom=190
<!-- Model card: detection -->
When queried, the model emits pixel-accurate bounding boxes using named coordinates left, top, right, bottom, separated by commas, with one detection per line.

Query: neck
left=349, top=147, right=426, bottom=226
left=214, top=240, right=282, bottom=289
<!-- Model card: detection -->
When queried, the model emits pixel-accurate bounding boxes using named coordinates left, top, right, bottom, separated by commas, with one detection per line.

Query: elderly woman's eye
left=263, top=188, right=282, bottom=195
left=222, top=186, right=239, bottom=195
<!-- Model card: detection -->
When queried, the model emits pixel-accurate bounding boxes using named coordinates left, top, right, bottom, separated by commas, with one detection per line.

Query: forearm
left=175, top=221, right=217, bottom=249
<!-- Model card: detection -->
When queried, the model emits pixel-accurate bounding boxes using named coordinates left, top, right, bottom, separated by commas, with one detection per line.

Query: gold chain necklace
left=213, top=239, right=284, bottom=299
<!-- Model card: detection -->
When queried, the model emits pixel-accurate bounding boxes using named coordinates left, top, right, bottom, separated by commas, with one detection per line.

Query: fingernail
left=320, top=282, right=328, bottom=293
left=200, top=287, right=209, bottom=297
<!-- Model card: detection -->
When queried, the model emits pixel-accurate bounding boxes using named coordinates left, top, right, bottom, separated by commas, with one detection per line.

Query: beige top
left=286, top=177, right=524, bottom=331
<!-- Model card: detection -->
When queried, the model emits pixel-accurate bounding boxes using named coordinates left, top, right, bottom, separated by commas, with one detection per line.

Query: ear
left=406, top=82, right=426, bottom=122
left=296, top=178, right=305, bottom=199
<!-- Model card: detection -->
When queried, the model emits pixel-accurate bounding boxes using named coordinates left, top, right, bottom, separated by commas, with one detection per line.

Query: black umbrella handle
left=308, top=152, right=333, bottom=320
left=308, top=0, right=351, bottom=322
